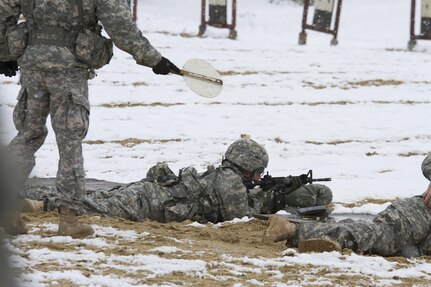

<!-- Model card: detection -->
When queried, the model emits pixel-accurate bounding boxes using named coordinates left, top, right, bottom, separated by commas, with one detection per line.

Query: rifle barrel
left=312, top=177, right=332, bottom=182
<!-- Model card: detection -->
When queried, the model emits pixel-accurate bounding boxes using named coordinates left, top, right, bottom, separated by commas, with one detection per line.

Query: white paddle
left=172, top=59, right=223, bottom=98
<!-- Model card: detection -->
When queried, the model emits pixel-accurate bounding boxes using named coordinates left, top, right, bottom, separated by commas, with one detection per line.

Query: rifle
left=246, top=170, right=332, bottom=213
left=245, top=169, right=331, bottom=191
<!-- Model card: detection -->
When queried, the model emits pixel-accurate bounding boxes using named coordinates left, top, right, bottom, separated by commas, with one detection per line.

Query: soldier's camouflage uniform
left=24, top=161, right=333, bottom=223
left=1, top=0, right=161, bottom=211
left=287, top=155, right=431, bottom=256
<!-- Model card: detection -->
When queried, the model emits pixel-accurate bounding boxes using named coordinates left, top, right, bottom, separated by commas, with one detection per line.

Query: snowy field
left=1, top=0, right=431, bottom=286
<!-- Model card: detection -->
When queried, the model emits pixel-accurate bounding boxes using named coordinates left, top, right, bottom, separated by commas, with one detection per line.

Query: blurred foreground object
left=0, top=148, right=20, bottom=287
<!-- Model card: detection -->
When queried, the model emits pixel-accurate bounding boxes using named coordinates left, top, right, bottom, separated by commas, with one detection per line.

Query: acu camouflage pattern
left=252, top=183, right=332, bottom=214
left=0, top=0, right=162, bottom=68
left=10, top=70, right=90, bottom=210
left=283, top=154, right=431, bottom=256
left=2, top=0, right=162, bottom=211
left=81, top=162, right=257, bottom=223
left=290, top=196, right=431, bottom=256
left=24, top=161, right=333, bottom=223
left=285, top=184, right=332, bottom=208
left=224, top=139, right=269, bottom=172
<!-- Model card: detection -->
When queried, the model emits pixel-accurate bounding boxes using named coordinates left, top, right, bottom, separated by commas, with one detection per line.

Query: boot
left=1, top=212, right=28, bottom=235
left=57, top=207, right=94, bottom=238
left=21, top=198, right=44, bottom=213
left=298, top=238, right=342, bottom=253
left=263, top=215, right=297, bottom=243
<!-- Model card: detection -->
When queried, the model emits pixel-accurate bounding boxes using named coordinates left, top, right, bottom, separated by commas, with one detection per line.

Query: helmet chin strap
left=222, top=159, right=254, bottom=181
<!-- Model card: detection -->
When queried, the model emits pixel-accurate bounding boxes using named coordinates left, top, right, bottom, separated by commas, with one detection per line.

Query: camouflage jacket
left=0, top=0, right=161, bottom=70
left=140, top=162, right=261, bottom=223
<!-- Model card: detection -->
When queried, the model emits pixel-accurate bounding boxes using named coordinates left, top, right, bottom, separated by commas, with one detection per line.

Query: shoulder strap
left=24, top=0, right=35, bottom=29
left=24, top=0, right=84, bottom=30
left=67, top=0, right=84, bottom=31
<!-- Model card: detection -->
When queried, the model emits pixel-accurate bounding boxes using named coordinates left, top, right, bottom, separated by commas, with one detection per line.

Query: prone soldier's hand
left=423, top=182, right=431, bottom=208
left=299, top=174, right=308, bottom=185
left=0, top=61, right=18, bottom=77
left=152, top=57, right=181, bottom=75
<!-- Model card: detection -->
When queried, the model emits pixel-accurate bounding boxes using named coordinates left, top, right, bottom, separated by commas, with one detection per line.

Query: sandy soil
left=8, top=211, right=431, bottom=287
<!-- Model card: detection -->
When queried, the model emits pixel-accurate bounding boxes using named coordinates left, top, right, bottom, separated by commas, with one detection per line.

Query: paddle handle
left=172, top=69, right=223, bottom=85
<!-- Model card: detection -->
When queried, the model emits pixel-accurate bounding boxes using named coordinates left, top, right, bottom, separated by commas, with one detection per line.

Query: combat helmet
left=224, top=139, right=269, bottom=173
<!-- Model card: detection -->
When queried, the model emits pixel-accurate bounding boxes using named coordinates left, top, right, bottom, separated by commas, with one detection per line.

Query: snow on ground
left=1, top=0, right=430, bottom=203
left=1, top=0, right=431, bottom=285
left=7, top=215, right=431, bottom=287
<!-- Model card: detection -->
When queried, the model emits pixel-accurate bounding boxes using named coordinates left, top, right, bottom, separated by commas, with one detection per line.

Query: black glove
left=299, top=174, right=308, bottom=185
left=0, top=61, right=18, bottom=77
left=152, top=57, right=180, bottom=75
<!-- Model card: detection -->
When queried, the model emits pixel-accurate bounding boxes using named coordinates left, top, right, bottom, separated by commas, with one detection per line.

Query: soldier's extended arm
left=95, top=0, right=162, bottom=67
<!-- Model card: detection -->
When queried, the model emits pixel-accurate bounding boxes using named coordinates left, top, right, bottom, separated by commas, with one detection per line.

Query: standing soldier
left=0, top=0, right=180, bottom=238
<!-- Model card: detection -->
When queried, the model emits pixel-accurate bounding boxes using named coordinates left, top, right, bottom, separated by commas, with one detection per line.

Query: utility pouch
left=74, top=29, right=113, bottom=69
left=5, top=22, right=28, bottom=60
left=164, top=203, right=198, bottom=222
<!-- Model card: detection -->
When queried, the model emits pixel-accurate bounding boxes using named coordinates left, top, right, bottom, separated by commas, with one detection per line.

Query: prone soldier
left=263, top=154, right=431, bottom=258
left=24, top=139, right=333, bottom=223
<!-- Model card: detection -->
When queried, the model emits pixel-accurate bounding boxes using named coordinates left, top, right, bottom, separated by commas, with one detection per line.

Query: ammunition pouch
left=273, top=188, right=287, bottom=213
left=164, top=203, right=198, bottom=222
left=74, top=29, right=113, bottom=69
left=4, top=22, right=28, bottom=61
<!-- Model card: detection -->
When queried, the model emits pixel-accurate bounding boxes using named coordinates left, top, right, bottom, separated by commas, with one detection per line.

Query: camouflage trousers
left=82, top=180, right=199, bottom=222
left=9, top=69, right=90, bottom=211
left=290, top=196, right=431, bottom=256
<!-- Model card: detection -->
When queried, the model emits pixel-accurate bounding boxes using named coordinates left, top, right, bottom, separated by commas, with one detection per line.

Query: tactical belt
left=27, top=27, right=77, bottom=49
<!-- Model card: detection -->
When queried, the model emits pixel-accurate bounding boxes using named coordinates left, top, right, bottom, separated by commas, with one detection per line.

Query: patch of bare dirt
left=11, top=211, right=431, bottom=286
left=339, top=198, right=398, bottom=208
left=84, top=138, right=188, bottom=147
left=98, top=102, right=185, bottom=108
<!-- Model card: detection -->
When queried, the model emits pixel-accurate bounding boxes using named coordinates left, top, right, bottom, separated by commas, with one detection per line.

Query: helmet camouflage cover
left=224, top=139, right=269, bottom=173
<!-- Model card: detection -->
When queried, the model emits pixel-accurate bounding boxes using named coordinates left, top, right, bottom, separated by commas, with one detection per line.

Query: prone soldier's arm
left=95, top=0, right=162, bottom=67
left=215, top=170, right=252, bottom=221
